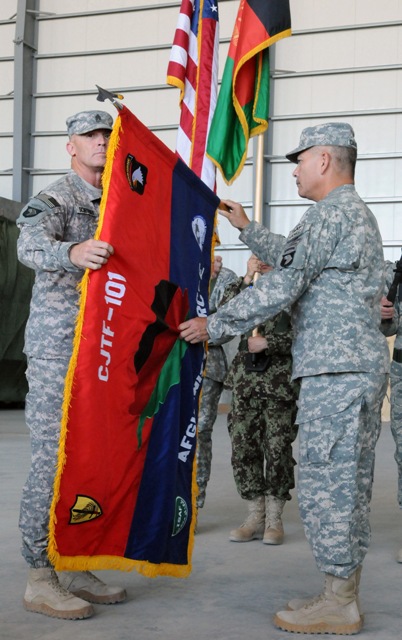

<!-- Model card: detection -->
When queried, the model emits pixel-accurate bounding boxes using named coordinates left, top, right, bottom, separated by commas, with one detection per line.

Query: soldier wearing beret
left=17, top=110, right=126, bottom=619
left=179, top=122, right=389, bottom=635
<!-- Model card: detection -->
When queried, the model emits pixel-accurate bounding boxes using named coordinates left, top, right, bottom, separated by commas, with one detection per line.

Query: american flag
left=167, top=0, right=219, bottom=190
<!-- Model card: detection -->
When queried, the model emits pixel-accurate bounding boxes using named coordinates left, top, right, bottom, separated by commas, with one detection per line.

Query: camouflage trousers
left=19, top=357, right=70, bottom=568
left=196, top=376, right=224, bottom=508
left=297, top=372, right=388, bottom=579
left=390, top=360, right=402, bottom=507
left=227, top=394, right=298, bottom=502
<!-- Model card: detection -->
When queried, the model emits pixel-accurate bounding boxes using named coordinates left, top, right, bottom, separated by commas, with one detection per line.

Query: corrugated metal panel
left=1, top=0, right=401, bottom=271
left=268, top=1, right=402, bottom=261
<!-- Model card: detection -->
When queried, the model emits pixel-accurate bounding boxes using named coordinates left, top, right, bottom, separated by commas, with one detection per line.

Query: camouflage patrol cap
left=66, top=110, right=113, bottom=137
left=286, top=122, right=357, bottom=163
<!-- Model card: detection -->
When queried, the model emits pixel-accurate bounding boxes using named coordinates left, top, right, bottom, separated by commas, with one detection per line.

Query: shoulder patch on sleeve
left=280, top=228, right=308, bottom=269
left=18, top=194, right=61, bottom=224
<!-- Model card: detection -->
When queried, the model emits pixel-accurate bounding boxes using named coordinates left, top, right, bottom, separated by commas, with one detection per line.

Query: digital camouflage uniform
left=17, top=171, right=102, bottom=568
left=196, top=266, right=237, bottom=508
left=221, top=276, right=299, bottom=502
left=381, top=260, right=402, bottom=507
left=207, top=184, right=390, bottom=578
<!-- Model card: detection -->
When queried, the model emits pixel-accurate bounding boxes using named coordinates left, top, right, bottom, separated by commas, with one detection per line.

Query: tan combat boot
left=263, top=495, right=285, bottom=545
left=58, top=571, right=126, bottom=604
left=229, top=496, right=265, bottom=542
left=23, top=567, right=94, bottom=619
left=287, top=565, right=363, bottom=620
left=274, top=570, right=363, bottom=635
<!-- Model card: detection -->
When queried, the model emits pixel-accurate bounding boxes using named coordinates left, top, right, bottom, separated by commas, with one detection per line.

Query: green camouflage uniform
left=207, top=184, right=389, bottom=578
left=222, top=276, right=299, bottom=502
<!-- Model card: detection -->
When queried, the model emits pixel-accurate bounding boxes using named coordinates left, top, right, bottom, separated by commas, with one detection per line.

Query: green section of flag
left=206, top=49, right=270, bottom=185
left=137, top=338, right=188, bottom=448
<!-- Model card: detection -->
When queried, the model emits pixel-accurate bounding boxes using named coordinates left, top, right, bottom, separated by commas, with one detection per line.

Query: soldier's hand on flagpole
left=69, top=239, right=114, bottom=270
left=179, top=317, right=209, bottom=343
left=218, top=199, right=251, bottom=230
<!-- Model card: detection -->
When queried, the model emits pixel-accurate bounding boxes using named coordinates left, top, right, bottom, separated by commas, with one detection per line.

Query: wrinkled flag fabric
left=48, top=105, right=219, bottom=577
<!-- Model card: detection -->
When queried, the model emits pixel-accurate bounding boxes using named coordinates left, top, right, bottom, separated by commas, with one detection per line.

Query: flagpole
left=253, top=132, right=264, bottom=226
left=251, top=132, right=264, bottom=338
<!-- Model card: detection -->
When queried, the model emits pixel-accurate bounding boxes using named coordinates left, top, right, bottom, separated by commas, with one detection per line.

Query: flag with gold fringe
left=206, top=0, right=291, bottom=184
left=48, top=104, right=219, bottom=577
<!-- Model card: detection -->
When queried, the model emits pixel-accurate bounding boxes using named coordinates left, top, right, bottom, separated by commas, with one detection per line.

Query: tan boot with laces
left=274, top=570, right=363, bottom=635
left=229, top=496, right=265, bottom=542
left=23, top=567, right=94, bottom=619
left=58, top=570, right=127, bottom=604
left=263, top=495, right=285, bottom=545
left=287, top=565, right=363, bottom=621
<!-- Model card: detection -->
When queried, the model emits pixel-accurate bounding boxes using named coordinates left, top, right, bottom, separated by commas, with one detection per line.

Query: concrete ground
left=0, top=407, right=401, bottom=640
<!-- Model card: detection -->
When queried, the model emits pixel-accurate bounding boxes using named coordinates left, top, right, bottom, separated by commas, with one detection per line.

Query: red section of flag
left=48, top=106, right=219, bottom=576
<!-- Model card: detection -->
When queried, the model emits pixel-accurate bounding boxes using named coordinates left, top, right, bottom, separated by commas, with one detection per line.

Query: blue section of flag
left=124, top=158, right=219, bottom=565
left=170, top=159, right=217, bottom=316
left=191, top=0, right=200, bottom=36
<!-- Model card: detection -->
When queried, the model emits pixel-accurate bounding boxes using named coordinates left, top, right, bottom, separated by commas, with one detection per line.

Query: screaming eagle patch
left=280, top=222, right=306, bottom=268
left=125, top=154, right=148, bottom=195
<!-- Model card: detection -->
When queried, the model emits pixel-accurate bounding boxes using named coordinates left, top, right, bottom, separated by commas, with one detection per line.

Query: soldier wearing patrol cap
left=179, top=122, right=390, bottom=635
left=16, top=110, right=127, bottom=619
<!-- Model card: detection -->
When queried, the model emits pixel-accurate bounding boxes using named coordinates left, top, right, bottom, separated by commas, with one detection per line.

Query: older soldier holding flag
left=179, top=122, right=389, bottom=635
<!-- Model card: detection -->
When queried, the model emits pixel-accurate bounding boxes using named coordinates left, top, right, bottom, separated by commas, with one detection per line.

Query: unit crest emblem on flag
left=172, top=496, right=188, bottom=536
left=69, top=495, right=103, bottom=524
left=192, top=215, right=207, bottom=251
left=125, top=154, right=148, bottom=194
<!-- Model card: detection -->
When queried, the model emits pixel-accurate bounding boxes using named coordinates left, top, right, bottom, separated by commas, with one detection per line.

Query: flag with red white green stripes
left=207, top=0, right=291, bottom=185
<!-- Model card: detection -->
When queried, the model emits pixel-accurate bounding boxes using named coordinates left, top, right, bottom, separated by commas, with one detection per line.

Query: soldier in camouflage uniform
left=380, top=260, right=402, bottom=562
left=196, top=255, right=237, bottom=510
left=17, top=110, right=126, bottom=620
left=180, top=123, right=390, bottom=635
left=221, top=255, right=299, bottom=545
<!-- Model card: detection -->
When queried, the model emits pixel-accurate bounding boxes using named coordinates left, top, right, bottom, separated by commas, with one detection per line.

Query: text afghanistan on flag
left=207, top=0, right=291, bottom=185
left=48, top=105, right=219, bottom=578
left=167, top=0, right=219, bottom=189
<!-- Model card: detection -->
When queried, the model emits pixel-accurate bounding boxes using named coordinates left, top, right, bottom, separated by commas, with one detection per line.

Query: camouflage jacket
left=207, top=185, right=390, bottom=379
left=16, top=171, right=101, bottom=358
left=221, top=277, right=298, bottom=401
left=204, top=266, right=237, bottom=382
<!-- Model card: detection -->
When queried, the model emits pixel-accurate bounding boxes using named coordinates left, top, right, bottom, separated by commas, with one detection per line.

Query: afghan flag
left=48, top=105, right=219, bottom=577
left=206, top=0, right=291, bottom=184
